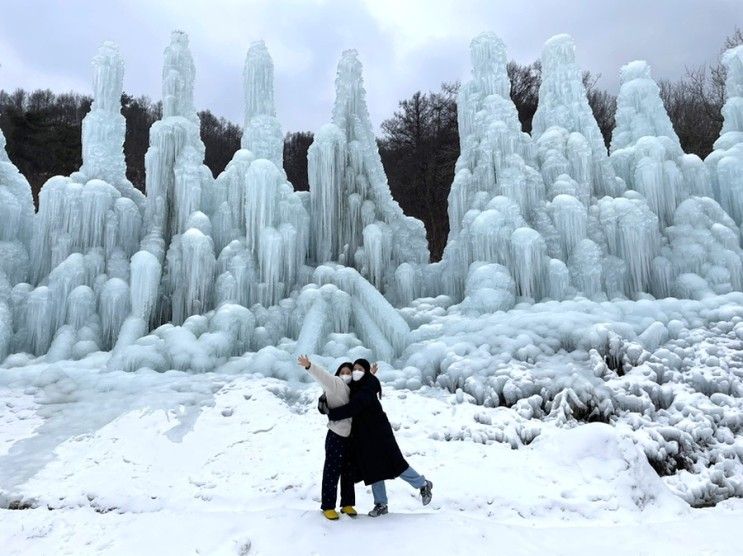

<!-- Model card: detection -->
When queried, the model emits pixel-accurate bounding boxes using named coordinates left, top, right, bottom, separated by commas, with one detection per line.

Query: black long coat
left=327, top=374, right=409, bottom=485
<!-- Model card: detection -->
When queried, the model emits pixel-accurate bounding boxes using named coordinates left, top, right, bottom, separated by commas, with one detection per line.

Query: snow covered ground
left=1, top=351, right=742, bottom=555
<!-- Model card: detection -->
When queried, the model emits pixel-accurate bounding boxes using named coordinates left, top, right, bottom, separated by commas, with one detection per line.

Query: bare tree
left=380, top=84, right=459, bottom=259
left=659, top=27, right=743, bottom=158
left=284, top=131, right=314, bottom=191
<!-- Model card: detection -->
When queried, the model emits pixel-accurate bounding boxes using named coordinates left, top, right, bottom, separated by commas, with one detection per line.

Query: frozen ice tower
left=29, top=40, right=144, bottom=286
left=132, top=30, right=216, bottom=331
left=0, top=127, right=34, bottom=284
left=706, top=45, right=743, bottom=226
left=162, top=30, right=197, bottom=123
left=437, top=32, right=551, bottom=303
left=533, top=34, right=624, bottom=200
left=0, top=127, right=35, bottom=361
left=308, top=49, right=429, bottom=293
left=207, top=41, right=309, bottom=309
left=143, top=31, right=211, bottom=244
left=73, top=42, right=144, bottom=210
left=610, top=61, right=711, bottom=227
left=241, top=41, right=284, bottom=169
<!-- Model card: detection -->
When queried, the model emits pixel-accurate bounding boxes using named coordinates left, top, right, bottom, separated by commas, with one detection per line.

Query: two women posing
left=298, top=355, right=433, bottom=520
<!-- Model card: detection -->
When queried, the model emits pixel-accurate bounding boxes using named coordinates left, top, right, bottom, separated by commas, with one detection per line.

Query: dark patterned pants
left=321, top=430, right=355, bottom=510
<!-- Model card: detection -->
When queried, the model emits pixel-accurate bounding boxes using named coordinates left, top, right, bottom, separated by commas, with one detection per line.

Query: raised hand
left=371, top=362, right=378, bottom=375
left=298, top=355, right=311, bottom=369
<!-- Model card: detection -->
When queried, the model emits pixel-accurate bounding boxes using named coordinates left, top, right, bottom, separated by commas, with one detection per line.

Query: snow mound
left=533, top=423, right=688, bottom=514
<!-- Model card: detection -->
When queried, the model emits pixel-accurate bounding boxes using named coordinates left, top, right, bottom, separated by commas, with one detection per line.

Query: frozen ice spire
left=75, top=41, right=143, bottom=208
left=470, top=32, right=510, bottom=98
left=438, top=33, right=548, bottom=302
left=241, top=40, right=283, bottom=168
left=143, top=30, right=209, bottom=239
left=533, top=34, right=624, bottom=199
left=533, top=34, right=604, bottom=145
left=162, top=30, right=197, bottom=123
left=0, top=125, right=34, bottom=278
left=457, top=32, right=511, bottom=142
left=308, top=49, right=429, bottom=291
left=92, top=41, right=125, bottom=113
left=706, top=45, right=743, bottom=225
left=331, top=50, right=367, bottom=140
left=719, top=45, right=743, bottom=137
left=609, top=61, right=711, bottom=227
left=244, top=40, right=276, bottom=123
left=610, top=61, right=682, bottom=154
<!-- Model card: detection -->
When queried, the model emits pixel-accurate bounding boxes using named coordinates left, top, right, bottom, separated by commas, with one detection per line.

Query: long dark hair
left=335, top=361, right=353, bottom=376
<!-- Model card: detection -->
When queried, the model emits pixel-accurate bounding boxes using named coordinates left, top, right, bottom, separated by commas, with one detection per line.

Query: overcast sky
left=0, top=0, right=741, bottom=133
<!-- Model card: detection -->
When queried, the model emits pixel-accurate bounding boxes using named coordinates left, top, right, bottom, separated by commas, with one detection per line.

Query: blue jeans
left=371, top=466, right=426, bottom=505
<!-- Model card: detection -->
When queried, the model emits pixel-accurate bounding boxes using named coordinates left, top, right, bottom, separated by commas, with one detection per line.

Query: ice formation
left=608, top=60, right=743, bottom=297
left=706, top=45, right=743, bottom=226
left=72, top=42, right=145, bottom=211
left=533, top=34, right=625, bottom=200
left=241, top=40, right=284, bottom=169
left=307, top=50, right=429, bottom=293
left=610, top=60, right=711, bottom=227
left=1, top=29, right=741, bottom=366
left=433, top=33, right=743, bottom=306
left=207, top=41, right=309, bottom=309
left=0, top=127, right=35, bottom=361
left=436, top=32, right=546, bottom=301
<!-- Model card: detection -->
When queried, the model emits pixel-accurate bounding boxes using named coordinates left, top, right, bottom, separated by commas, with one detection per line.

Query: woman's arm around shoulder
left=327, top=378, right=376, bottom=421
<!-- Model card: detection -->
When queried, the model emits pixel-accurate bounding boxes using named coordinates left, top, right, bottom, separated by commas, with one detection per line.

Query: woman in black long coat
left=326, top=358, right=433, bottom=517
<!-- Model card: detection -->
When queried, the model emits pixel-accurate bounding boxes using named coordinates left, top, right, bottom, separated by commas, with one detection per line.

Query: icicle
left=548, top=259, right=570, bottom=300
left=569, top=239, right=604, bottom=298
left=549, top=194, right=587, bottom=259
left=510, top=228, right=548, bottom=300
left=100, top=277, right=131, bottom=349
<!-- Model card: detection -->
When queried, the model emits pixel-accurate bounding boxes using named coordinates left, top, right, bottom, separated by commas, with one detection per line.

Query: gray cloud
left=0, top=0, right=740, bottom=134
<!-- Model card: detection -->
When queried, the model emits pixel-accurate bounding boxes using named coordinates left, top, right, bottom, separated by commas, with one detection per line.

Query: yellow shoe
left=340, top=506, right=357, bottom=517
left=322, top=509, right=339, bottom=520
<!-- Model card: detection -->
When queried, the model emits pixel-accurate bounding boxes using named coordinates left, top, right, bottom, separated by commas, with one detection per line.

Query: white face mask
left=340, top=375, right=352, bottom=384
left=352, top=370, right=365, bottom=381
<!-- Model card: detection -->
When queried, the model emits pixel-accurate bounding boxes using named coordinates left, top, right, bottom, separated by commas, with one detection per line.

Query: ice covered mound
left=398, top=293, right=743, bottom=507
left=531, top=423, right=689, bottom=514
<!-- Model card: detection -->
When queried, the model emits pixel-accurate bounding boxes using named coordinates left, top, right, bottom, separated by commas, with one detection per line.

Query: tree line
left=0, top=29, right=739, bottom=259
